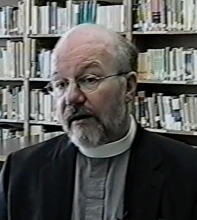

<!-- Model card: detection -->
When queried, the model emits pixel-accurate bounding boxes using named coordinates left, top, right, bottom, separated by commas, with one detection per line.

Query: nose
left=65, top=83, right=86, bottom=105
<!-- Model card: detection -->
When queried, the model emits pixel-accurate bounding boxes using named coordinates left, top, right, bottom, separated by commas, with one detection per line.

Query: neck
left=77, top=114, right=136, bottom=158
left=106, top=115, right=131, bottom=144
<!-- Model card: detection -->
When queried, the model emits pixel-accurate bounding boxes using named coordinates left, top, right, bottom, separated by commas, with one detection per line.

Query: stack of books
left=138, top=47, right=197, bottom=82
left=0, top=1, right=25, bottom=36
left=31, top=0, right=125, bottom=35
left=30, top=89, right=58, bottom=123
left=135, top=91, right=197, bottom=132
left=0, top=41, right=24, bottom=78
left=0, top=86, right=25, bottom=121
left=133, top=0, right=197, bottom=32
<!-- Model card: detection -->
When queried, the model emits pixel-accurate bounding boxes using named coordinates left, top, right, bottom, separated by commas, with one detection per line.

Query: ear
left=125, top=71, right=137, bottom=102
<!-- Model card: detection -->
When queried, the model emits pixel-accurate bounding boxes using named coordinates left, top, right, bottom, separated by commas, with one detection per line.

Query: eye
left=45, top=83, right=53, bottom=93
left=52, top=80, right=68, bottom=97
left=54, top=80, right=66, bottom=89
left=81, top=76, right=98, bottom=84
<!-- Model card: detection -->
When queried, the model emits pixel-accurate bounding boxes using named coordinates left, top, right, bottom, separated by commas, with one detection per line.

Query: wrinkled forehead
left=53, top=29, right=116, bottom=74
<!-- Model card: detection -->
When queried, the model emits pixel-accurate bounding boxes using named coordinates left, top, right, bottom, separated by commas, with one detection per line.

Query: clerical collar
left=77, top=115, right=137, bottom=158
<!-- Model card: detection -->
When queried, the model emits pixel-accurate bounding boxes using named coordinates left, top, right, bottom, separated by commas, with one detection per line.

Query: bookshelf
left=0, top=132, right=64, bottom=162
left=0, top=0, right=196, bottom=146
left=23, top=0, right=197, bottom=145
left=0, top=0, right=26, bottom=141
left=23, top=0, right=133, bottom=139
left=0, top=35, right=23, bottom=39
left=29, top=32, right=129, bottom=39
left=133, top=31, right=197, bottom=35
left=132, top=0, right=197, bottom=145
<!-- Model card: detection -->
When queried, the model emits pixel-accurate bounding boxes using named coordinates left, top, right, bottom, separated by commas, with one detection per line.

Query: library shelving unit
left=23, top=0, right=197, bottom=146
left=23, top=0, right=133, bottom=138
left=0, top=131, right=64, bottom=163
left=1, top=0, right=133, bottom=162
left=132, top=0, right=197, bottom=145
left=0, top=0, right=28, bottom=143
left=2, top=0, right=197, bottom=164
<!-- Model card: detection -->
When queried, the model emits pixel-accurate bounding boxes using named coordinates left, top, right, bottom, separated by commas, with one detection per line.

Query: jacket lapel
left=124, top=126, right=165, bottom=220
left=39, top=135, right=77, bottom=220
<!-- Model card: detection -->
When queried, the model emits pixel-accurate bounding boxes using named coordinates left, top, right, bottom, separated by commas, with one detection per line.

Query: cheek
left=86, top=85, right=123, bottom=114
left=55, top=97, right=65, bottom=115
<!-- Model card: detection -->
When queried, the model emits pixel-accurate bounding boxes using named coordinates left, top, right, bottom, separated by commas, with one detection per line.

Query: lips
left=68, top=114, right=92, bottom=127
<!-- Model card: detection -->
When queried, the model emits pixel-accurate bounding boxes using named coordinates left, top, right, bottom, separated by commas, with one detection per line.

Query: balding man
left=1, top=24, right=197, bottom=220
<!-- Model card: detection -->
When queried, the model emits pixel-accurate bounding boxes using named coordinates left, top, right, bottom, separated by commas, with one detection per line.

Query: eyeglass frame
left=45, top=71, right=134, bottom=97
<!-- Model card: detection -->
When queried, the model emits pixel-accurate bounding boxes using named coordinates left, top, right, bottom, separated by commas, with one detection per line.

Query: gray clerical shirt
left=71, top=148, right=131, bottom=220
left=71, top=116, right=136, bottom=220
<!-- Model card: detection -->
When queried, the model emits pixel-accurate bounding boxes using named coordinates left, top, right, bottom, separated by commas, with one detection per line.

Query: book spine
left=51, top=2, right=57, bottom=34
left=31, top=39, right=36, bottom=78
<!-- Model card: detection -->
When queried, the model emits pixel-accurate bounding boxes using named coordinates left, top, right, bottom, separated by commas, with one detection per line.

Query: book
left=0, top=2, right=25, bottom=36
left=0, top=128, right=23, bottom=140
left=30, top=1, right=125, bottom=35
left=0, top=41, right=24, bottom=78
left=0, top=86, right=24, bottom=121
left=30, top=89, right=58, bottom=124
left=138, top=47, right=197, bottom=82
left=135, top=91, right=197, bottom=132
left=133, top=0, right=197, bottom=32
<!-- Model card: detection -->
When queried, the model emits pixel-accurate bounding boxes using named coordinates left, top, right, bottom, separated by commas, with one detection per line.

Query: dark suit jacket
left=1, top=125, right=197, bottom=220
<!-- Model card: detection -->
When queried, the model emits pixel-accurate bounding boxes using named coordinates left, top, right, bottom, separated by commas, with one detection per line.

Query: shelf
left=30, top=78, right=50, bottom=82
left=133, top=31, right=197, bottom=35
left=0, top=78, right=24, bottom=87
left=0, top=35, right=23, bottom=39
left=29, top=32, right=128, bottom=39
left=30, top=120, right=61, bottom=126
left=0, top=132, right=63, bottom=162
left=0, top=119, right=24, bottom=124
left=0, top=119, right=24, bottom=129
left=0, top=155, right=6, bottom=162
left=29, top=121, right=197, bottom=137
left=29, top=34, right=62, bottom=38
left=29, top=121, right=197, bottom=136
left=98, top=0, right=123, bottom=2
left=0, top=77, right=23, bottom=81
left=146, top=128, right=197, bottom=136
left=0, top=119, right=23, bottom=130
left=138, top=80, right=197, bottom=85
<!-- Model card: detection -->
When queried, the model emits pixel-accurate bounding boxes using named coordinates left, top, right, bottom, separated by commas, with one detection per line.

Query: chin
left=68, top=124, right=106, bottom=148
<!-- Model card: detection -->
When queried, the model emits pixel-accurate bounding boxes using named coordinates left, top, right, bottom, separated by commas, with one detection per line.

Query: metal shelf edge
left=146, top=128, right=197, bottom=136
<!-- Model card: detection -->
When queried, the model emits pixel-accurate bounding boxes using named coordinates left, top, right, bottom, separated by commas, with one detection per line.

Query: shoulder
left=8, top=134, right=73, bottom=169
left=140, top=128, right=197, bottom=170
left=145, top=128, right=196, bottom=153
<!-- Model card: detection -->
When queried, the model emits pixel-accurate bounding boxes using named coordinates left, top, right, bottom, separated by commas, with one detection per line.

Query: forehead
left=53, top=30, right=115, bottom=76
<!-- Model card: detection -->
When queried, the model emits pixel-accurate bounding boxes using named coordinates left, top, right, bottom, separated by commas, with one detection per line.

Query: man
left=1, top=24, right=197, bottom=220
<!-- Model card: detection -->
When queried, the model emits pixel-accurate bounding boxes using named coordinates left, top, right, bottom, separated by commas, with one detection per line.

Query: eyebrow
left=51, top=71, right=58, bottom=77
left=51, top=72, right=62, bottom=82
left=50, top=62, right=102, bottom=81
left=77, top=63, right=102, bottom=76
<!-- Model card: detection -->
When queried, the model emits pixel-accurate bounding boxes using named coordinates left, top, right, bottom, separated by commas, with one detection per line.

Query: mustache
left=64, top=105, right=94, bottom=127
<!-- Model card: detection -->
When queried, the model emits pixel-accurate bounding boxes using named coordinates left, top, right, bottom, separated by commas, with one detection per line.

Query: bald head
left=55, top=24, right=116, bottom=53
left=53, top=24, right=138, bottom=75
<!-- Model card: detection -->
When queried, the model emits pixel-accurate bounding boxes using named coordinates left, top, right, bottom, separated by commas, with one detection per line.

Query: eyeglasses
left=45, top=72, right=128, bottom=97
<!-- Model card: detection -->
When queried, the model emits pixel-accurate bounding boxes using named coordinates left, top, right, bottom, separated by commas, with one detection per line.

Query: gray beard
left=60, top=96, right=128, bottom=148
left=64, top=116, right=107, bottom=148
